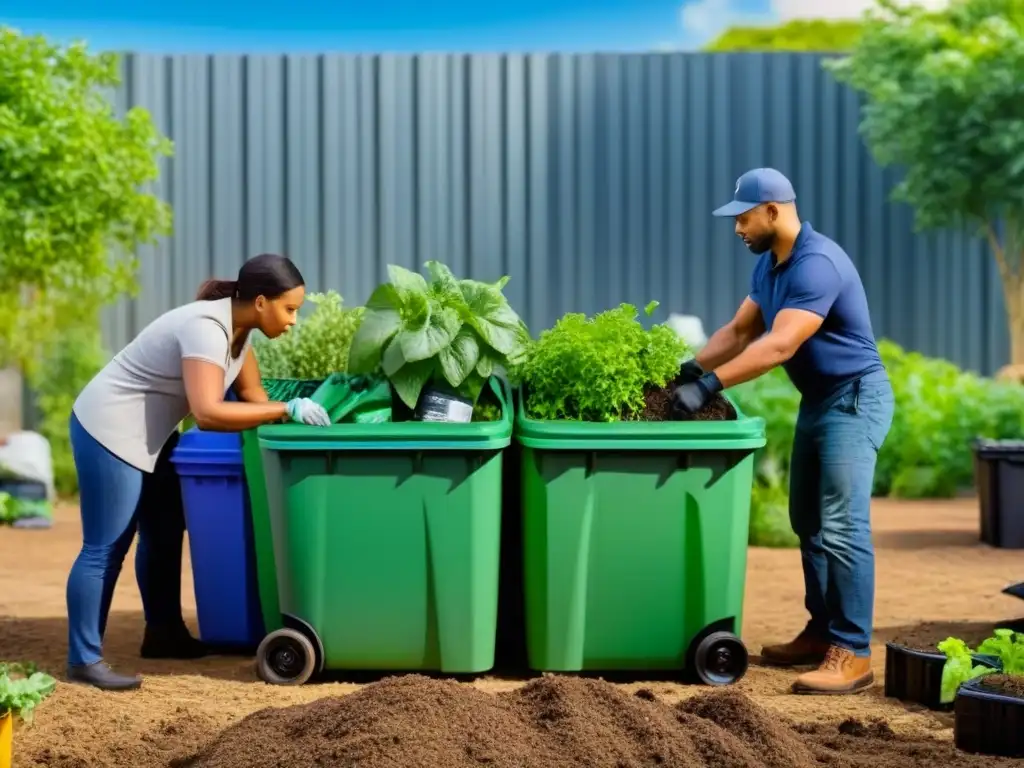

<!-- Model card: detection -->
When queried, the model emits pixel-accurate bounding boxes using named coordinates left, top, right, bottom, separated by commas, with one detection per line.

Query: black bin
left=974, top=439, right=1024, bottom=549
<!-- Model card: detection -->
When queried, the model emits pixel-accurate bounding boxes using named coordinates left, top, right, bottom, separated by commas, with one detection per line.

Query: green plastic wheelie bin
left=517, top=392, right=766, bottom=686
left=253, top=377, right=512, bottom=685
left=241, top=378, right=325, bottom=635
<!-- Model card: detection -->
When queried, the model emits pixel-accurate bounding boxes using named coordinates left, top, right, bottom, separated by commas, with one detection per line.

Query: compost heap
left=642, top=372, right=738, bottom=422
left=171, top=674, right=1012, bottom=768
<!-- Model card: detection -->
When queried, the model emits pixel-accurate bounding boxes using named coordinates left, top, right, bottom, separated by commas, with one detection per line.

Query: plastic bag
left=310, top=373, right=393, bottom=424
left=262, top=378, right=325, bottom=402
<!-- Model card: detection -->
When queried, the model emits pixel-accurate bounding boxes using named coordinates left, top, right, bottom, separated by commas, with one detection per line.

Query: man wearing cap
left=673, top=168, right=894, bottom=696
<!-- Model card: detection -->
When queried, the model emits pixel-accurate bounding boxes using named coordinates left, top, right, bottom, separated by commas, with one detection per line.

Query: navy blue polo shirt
left=749, top=221, right=883, bottom=403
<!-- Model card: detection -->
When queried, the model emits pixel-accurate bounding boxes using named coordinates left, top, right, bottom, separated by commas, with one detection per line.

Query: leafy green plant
left=747, top=464, right=798, bottom=549
left=518, top=302, right=688, bottom=422
left=0, top=28, right=171, bottom=383
left=732, top=338, right=1024, bottom=502
left=253, top=291, right=364, bottom=380
left=826, top=0, right=1024, bottom=365
left=28, top=321, right=108, bottom=496
left=347, top=261, right=530, bottom=409
left=0, top=662, right=56, bottom=724
left=976, top=628, right=1024, bottom=676
left=936, top=633, right=1021, bottom=704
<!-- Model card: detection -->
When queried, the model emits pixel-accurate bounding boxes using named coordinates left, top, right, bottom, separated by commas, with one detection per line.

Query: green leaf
left=456, top=371, right=487, bottom=404
left=398, top=306, right=462, bottom=363
left=937, top=636, right=997, bottom=704
left=644, top=300, right=659, bottom=316
left=390, top=358, right=435, bottom=409
left=438, top=327, right=482, bottom=387
left=387, top=264, right=429, bottom=295
left=347, top=284, right=403, bottom=373
left=476, top=349, right=497, bottom=379
left=458, top=279, right=527, bottom=355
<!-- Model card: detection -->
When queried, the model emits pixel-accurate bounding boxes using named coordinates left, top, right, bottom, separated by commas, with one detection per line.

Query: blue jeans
left=66, top=413, right=186, bottom=666
left=788, top=370, right=894, bottom=656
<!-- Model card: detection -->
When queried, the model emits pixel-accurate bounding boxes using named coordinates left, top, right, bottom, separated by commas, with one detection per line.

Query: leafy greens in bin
left=347, top=261, right=530, bottom=409
left=937, top=628, right=1024, bottom=703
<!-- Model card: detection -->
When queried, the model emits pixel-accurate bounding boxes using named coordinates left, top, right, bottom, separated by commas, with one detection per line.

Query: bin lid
left=259, top=377, right=514, bottom=452
left=515, top=392, right=767, bottom=451
left=975, top=438, right=1024, bottom=458
left=171, top=427, right=243, bottom=466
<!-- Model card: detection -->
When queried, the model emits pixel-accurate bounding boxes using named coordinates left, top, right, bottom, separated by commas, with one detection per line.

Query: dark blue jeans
left=65, top=413, right=185, bottom=666
left=788, top=370, right=894, bottom=656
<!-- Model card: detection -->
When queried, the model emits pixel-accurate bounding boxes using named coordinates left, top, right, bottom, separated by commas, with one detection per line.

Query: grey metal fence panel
left=102, top=51, right=1006, bottom=375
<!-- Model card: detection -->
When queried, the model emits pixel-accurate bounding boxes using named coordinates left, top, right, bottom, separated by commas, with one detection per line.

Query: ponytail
left=196, top=279, right=238, bottom=301
left=196, top=254, right=304, bottom=303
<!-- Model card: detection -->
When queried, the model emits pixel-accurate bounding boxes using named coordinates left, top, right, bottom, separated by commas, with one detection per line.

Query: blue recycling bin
left=171, top=427, right=265, bottom=648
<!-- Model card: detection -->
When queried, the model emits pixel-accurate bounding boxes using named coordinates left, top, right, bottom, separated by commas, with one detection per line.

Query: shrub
left=518, top=302, right=688, bottom=422
left=253, top=291, right=364, bottom=380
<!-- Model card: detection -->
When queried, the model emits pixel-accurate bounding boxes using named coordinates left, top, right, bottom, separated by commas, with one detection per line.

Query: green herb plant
left=347, top=261, right=530, bottom=409
left=0, top=662, right=56, bottom=724
left=253, top=291, right=365, bottom=380
left=937, top=629, right=1024, bottom=704
left=518, top=301, right=688, bottom=422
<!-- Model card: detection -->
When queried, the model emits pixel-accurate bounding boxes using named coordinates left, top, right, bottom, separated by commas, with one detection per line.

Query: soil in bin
left=888, top=621, right=1014, bottom=654
left=640, top=376, right=739, bottom=422
left=980, top=674, right=1024, bottom=699
left=174, top=674, right=1016, bottom=768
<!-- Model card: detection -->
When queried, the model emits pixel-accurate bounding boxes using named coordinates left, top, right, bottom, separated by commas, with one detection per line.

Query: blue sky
left=0, top=0, right=840, bottom=52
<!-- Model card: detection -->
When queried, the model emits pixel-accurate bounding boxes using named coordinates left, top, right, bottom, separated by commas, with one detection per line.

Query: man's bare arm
left=694, top=297, right=766, bottom=371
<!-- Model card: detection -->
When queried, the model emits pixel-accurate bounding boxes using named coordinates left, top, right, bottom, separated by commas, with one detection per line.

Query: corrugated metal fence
left=104, top=51, right=1007, bottom=374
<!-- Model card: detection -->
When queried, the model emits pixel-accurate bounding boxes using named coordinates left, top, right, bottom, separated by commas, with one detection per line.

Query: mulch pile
left=169, top=674, right=1019, bottom=768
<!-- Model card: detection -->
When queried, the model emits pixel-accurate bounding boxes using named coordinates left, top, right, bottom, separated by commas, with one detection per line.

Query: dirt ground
left=1, top=497, right=1022, bottom=767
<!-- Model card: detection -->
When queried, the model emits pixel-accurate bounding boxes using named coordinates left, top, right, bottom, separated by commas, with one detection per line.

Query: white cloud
left=679, top=0, right=765, bottom=45
left=770, top=0, right=947, bottom=20
left=678, top=0, right=949, bottom=46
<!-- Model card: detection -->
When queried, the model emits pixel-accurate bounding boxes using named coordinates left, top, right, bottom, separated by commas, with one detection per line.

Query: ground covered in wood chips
left=2, top=497, right=1022, bottom=767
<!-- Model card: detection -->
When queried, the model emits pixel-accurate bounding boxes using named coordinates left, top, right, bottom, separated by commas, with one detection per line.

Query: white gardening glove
left=286, top=398, right=331, bottom=426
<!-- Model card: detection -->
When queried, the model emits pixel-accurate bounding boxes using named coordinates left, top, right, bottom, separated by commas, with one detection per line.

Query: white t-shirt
left=73, top=297, right=252, bottom=472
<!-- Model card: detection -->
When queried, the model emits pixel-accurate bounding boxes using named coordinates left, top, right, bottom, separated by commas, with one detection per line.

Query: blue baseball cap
left=712, top=168, right=796, bottom=217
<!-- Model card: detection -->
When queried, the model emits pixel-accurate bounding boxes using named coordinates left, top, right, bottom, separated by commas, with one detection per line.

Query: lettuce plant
left=935, top=630, right=1024, bottom=704
left=0, top=662, right=56, bottom=724
left=347, top=261, right=529, bottom=409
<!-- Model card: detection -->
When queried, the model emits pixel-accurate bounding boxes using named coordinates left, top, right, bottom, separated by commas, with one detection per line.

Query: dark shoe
left=140, top=624, right=209, bottom=660
left=67, top=661, right=142, bottom=691
left=761, top=626, right=831, bottom=667
left=791, top=645, right=874, bottom=695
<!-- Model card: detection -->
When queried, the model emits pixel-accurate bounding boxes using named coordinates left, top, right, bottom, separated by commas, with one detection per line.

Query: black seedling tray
left=954, top=677, right=1024, bottom=757
left=884, top=642, right=999, bottom=711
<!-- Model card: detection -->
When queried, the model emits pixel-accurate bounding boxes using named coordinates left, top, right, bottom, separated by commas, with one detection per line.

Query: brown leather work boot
left=760, top=627, right=830, bottom=667
left=791, top=645, right=873, bottom=695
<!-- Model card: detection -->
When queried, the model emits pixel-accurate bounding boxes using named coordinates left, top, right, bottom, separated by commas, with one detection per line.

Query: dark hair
left=196, top=253, right=305, bottom=302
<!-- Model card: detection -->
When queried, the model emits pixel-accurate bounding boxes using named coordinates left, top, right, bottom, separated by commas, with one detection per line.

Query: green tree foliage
left=826, top=0, right=1024, bottom=364
left=0, top=27, right=173, bottom=492
left=705, top=19, right=864, bottom=52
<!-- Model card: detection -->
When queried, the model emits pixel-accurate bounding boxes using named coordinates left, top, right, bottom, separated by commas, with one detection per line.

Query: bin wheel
left=256, top=628, right=317, bottom=686
left=692, top=631, right=749, bottom=686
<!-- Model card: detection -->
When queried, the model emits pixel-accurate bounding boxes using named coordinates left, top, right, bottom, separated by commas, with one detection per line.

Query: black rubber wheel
left=256, top=628, right=317, bottom=685
left=692, top=631, right=749, bottom=686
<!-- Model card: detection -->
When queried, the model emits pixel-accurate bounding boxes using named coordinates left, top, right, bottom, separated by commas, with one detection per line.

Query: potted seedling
left=884, top=633, right=1000, bottom=711
left=0, top=662, right=57, bottom=767
left=947, top=629, right=1024, bottom=757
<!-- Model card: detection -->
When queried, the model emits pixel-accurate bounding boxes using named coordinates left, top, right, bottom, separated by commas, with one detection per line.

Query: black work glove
left=678, top=359, right=705, bottom=384
left=673, top=372, right=723, bottom=416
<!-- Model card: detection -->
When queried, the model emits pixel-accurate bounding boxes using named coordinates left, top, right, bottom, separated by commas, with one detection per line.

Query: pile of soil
left=171, top=674, right=1018, bottom=768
